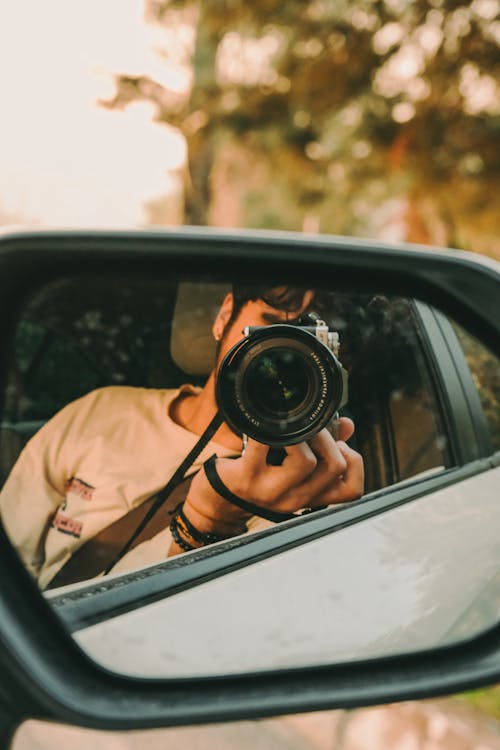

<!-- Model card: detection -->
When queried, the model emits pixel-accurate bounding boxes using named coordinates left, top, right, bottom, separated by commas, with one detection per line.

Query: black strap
left=103, top=410, right=224, bottom=575
left=203, top=454, right=297, bottom=523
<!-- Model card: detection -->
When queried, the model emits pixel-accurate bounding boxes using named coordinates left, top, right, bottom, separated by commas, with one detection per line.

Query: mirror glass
left=1, top=273, right=499, bottom=678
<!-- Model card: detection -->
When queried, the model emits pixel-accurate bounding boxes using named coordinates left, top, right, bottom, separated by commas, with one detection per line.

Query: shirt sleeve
left=0, top=402, right=78, bottom=580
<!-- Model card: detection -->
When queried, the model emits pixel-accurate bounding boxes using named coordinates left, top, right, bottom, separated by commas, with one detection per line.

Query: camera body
left=216, top=318, right=348, bottom=447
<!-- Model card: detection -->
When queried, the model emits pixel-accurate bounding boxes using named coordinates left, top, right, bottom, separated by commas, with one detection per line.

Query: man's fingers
left=321, top=441, right=364, bottom=504
left=308, top=429, right=347, bottom=476
left=229, top=431, right=363, bottom=511
left=241, top=438, right=272, bottom=468
left=240, top=420, right=354, bottom=468
left=243, top=438, right=318, bottom=491
left=278, top=430, right=349, bottom=509
left=335, top=417, right=355, bottom=442
left=281, top=442, right=318, bottom=479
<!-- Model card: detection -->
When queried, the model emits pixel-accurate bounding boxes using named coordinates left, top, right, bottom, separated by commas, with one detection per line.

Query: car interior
left=0, top=276, right=449, bottom=496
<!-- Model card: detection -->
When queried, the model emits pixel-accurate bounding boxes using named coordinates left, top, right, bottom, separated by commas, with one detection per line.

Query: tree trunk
left=183, top=3, right=221, bottom=225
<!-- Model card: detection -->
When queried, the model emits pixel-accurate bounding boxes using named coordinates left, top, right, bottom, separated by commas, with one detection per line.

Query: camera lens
left=216, top=325, right=347, bottom=446
left=244, top=349, right=312, bottom=418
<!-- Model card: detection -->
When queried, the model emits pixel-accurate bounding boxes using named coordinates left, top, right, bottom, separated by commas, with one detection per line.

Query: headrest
left=170, top=282, right=231, bottom=376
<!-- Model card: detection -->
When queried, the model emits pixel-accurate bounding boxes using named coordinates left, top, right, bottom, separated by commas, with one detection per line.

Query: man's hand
left=178, top=418, right=364, bottom=547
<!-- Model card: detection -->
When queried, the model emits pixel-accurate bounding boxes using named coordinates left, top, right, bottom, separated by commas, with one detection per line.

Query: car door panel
left=54, top=463, right=500, bottom=680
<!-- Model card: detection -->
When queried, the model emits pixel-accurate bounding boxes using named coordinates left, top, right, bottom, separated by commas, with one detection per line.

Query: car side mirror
left=0, top=229, right=499, bottom=734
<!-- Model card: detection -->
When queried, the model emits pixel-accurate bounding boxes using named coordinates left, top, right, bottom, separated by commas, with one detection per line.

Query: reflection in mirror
left=0, top=274, right=499, bottom=678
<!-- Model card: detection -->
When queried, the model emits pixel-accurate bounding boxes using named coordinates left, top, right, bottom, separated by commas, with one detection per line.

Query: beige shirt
left=0, top=385, right=249, bottom=589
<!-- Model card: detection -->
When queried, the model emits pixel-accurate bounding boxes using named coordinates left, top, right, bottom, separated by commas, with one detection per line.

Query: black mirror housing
left=0, top=228, right=499, bottom=732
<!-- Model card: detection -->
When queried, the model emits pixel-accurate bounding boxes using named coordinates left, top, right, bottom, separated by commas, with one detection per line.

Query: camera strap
left=204, top=454, right=297, bottom=523
left=102, top=410, right=224, bottom=576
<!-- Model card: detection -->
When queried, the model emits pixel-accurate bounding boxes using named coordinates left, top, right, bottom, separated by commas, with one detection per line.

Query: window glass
left=450, top=321, right=500, bottom=452
left=389, top=382, right=447, bottom=482
left=330, top=296, right=448, bottom=490
left=1, top=283, right=450, bottom=495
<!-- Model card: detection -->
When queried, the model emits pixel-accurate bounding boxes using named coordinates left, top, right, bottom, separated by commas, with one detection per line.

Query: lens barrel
left=216, top=325, right=348, bottom=446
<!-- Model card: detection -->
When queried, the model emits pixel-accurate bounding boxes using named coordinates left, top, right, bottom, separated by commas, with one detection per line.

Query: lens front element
left=245, top=348, right=312, bottom=418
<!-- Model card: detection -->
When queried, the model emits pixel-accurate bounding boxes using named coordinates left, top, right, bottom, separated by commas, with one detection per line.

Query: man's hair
left=229, top=284, right=315, bottom=327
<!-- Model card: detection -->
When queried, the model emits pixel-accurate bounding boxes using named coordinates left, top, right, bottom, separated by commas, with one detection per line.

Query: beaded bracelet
left=176, top=507, right=234, bottom=545
left=169, top=515, right=198, bottom=552
left=170, top=507, right=246, bottom=552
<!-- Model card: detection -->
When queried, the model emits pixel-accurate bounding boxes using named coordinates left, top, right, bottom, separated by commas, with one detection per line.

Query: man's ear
left=212, top=293, right=234, bottom=341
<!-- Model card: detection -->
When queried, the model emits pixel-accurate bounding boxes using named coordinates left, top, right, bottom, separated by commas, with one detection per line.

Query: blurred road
left=13, top=699, right=500, bottom=749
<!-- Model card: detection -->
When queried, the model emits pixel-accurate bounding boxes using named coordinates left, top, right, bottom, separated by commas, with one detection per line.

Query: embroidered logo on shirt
left=52, top=511, right=83, bottom=538
left=65, top=476, right=95, bottom=501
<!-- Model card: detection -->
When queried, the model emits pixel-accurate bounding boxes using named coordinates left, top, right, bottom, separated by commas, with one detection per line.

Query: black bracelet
left=177, top=507, right=236, bottom=544
left=170, top=515, right=197, bottom=552
left=203, top=455, right=297, bottom=523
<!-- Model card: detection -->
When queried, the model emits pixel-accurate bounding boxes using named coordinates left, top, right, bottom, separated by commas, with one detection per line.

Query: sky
left=0, top=1, right=186, bottom=228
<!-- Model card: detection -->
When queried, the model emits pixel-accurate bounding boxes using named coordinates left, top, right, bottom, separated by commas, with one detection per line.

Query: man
left=0, top=284, right=364, bottom=588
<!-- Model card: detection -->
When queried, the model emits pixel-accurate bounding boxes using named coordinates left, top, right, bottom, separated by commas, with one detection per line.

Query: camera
left=216, top=316, right=348, bottom=446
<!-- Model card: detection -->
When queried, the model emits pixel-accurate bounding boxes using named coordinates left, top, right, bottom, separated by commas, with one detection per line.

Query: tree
left=103, top=0, right=500, bottom=256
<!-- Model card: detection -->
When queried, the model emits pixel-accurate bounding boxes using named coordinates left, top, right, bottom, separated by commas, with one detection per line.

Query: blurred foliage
left=104, top=0, right=500, bottom=256
left=461, top=685, right=500, bottom=720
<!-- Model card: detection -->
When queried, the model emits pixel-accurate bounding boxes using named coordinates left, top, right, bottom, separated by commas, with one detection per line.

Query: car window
left=450, top=320, right=500, bottom=452
left=1, top=282, right=448, bottom=494
left=329, top=296, right=449, bottom=490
